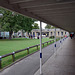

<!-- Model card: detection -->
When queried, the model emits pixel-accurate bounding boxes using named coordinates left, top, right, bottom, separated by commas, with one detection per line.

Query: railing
left=0, top=40, right=54, bottom=69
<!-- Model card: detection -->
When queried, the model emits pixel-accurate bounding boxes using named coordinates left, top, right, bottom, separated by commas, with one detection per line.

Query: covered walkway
left=35, top=37, right=75, bottom=75
left=0, top=0, right=75, bottom=75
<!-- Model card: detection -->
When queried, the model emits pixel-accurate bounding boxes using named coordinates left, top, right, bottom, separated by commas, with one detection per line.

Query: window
left=61, top=32, right=63, bottom=35
left=51, top=32, right=52, bottom=36
left=33, top=32, right=35, bottom=36
left=58, top=32, right=59, bottom=35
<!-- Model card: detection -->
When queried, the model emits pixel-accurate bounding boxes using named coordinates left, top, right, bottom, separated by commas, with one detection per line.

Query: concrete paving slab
left=34, top=37, right=75, bottom=75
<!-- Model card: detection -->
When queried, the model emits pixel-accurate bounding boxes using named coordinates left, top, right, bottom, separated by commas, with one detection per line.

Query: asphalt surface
left=0, top=39, right=62, bottom=75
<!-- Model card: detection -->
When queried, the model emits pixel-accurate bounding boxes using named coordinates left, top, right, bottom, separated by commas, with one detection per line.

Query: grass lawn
left=0, top=37, right=54, bottom=68
left=0, top=38, right=53, bottom=56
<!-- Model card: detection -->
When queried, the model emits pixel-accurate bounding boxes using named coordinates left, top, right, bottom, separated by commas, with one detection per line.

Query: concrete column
left=26, top=32, right=28, bottom=37
left=49, top=32, right=50, bottom=37
left=32, top=32, right=33, bottom=36
left=4, top=32, right=5, bottom=37
left=56, top=31, right=57, bottom=37
left=60, top=29, right=62, bottom=48
left=53, top=31, right=54, bottom=36
left=35, top=32, right=37, bottom=37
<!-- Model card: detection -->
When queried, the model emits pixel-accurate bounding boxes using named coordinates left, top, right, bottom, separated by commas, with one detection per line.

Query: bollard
left=47, top=42, right=48, bottom=45
left=27, top=47, right=29, bottom=54
left=60, top=40, right=61, bottom=43
left=53, top=40, right=54, bottom=43
left=12, top=52, right=15, bottom=62
left=49, top=41, right=51, bottom=44
left=37, top=45, right=38, bottom=50
left=49, top=41, right=51, bottom=43
left=55, top=44, right=56, bottom=48
left=43, top=43, right=44, bottom=47
left=0, top=56, right=2, bottom=69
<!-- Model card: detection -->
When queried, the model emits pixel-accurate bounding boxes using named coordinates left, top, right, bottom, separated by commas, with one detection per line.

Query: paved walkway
left=34, top=37, right=75, bottom=75
left=0, top=40, right=60, bottom=75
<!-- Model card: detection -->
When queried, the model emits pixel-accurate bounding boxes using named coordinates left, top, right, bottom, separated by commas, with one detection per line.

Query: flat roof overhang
left=0, top=0, right=75, bottom=32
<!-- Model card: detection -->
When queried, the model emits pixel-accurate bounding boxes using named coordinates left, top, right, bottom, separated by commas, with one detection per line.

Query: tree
left=0, top=8, right=35, bottom=39
left=45, top=24, right=55, bottom=29
left=32, top=23, right=39, bottom=29
left=14, top=15, right=34, bottom=37
left=20, top=16, right=35, bottom=36
left=45, top=24, right=52, bottom=29
left=21, top=16, right=34, bottom=32
left=51, top=26, right=56, bottom=29
left=0, top=8, right=22, bottom=39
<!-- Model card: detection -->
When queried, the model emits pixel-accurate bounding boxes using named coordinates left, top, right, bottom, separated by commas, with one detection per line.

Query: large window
left=51, top=32, right=52, bottom=36
left=33, top=32, right=35, bottom=36
left=0, top=32, right=9, bottom=37
left=58, top=32, right=59, bottom=36
left=61, top=32, right=63, bottom=35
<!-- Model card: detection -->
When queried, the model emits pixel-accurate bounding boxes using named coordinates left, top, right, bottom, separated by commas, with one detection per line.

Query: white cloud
left=35, top=21, right=47, bottom=29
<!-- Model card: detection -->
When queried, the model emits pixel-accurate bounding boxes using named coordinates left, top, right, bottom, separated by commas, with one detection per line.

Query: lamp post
left=40, top=21, right=42, bottom=75
left=54, top=28, right=57, bottom=55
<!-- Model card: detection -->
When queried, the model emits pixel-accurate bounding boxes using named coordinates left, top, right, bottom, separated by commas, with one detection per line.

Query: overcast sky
left=35, top=21, right=47, bottom=29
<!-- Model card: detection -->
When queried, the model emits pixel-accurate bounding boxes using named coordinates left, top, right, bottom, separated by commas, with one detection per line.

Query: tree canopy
left=0, top=8, right=35, bottom=39
left=45, top=24, right=55, bottom=29
left=32, top=23, right=39, bottom=29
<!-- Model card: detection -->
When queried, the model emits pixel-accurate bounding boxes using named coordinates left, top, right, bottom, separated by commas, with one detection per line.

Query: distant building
left=0, top=29, right=69, bottom=39
left=31, top=29, right=69, bottom=37
left=0, top=32, right=9, bottom=39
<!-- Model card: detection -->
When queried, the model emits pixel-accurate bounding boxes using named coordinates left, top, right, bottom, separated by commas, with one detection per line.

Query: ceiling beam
left=9, top=0, right=75, bottom=4
left=9, top=0, right=35, bottom=4
left=27, top=2, right=75, bottom=11
left=19, top=0, right=75, bottom=8
left=34, top=9, right=75, bottom=14
left=39, top=13, right=75, bottom=17
left=27, top=6, right=75, bottom=12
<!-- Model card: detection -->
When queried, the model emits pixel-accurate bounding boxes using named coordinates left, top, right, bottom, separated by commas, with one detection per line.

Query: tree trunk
left=0, top=32, right=1, bottom=37
left=22, top=30, right=24, bottom=37
left=9, top=31, right=13, bottom=40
